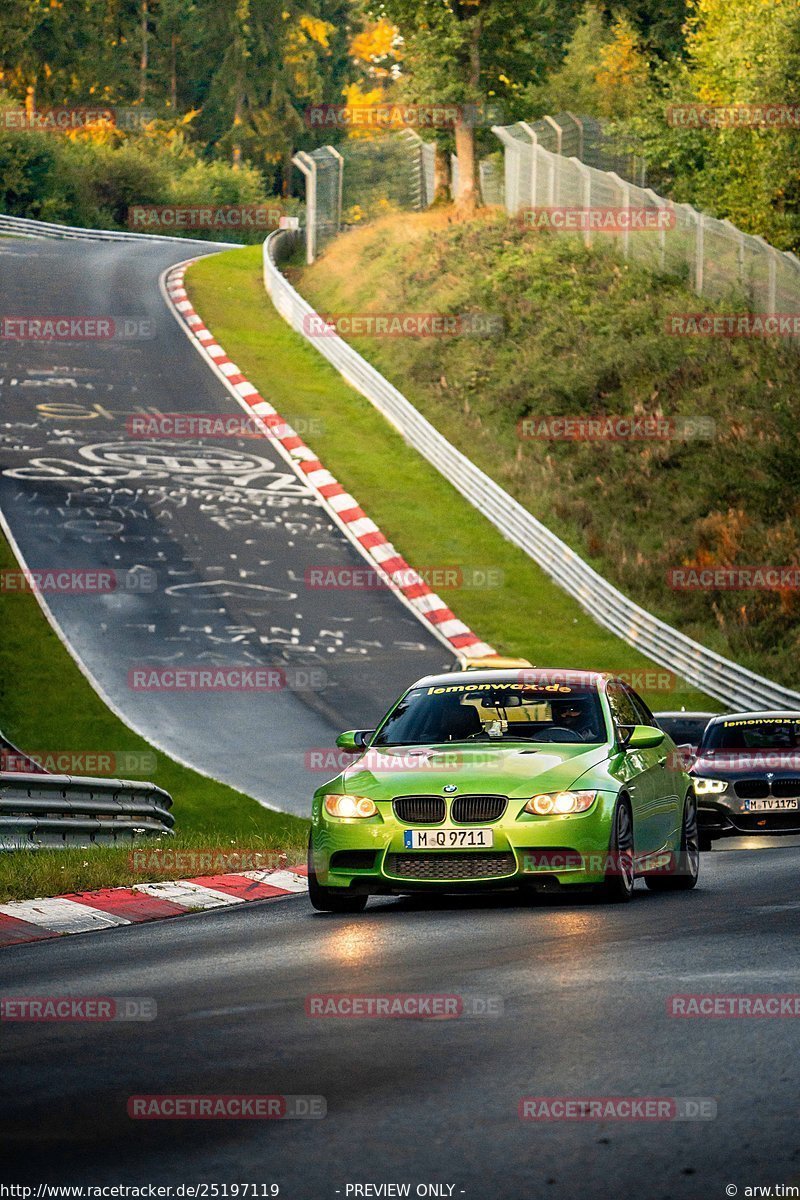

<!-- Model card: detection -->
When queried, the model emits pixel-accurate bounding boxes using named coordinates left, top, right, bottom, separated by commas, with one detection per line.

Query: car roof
left=413, top=668, right=612, bottom=688
left=705, top=710, right=800, bottom=723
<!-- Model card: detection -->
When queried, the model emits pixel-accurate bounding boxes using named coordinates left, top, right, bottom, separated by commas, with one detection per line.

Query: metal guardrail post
left=292, top=151, right=317, bottom=264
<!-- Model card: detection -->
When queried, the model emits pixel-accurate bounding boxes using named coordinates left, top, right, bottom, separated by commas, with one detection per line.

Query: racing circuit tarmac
left=1, top=844, right=799, bottom=1197
left=0, top=236, right=450, bottom=813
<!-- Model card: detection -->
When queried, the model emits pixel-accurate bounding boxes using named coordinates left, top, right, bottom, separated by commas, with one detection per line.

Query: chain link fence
left=492, top=118, right=800, bottom=317
left=291, top=112, right=800, bottom=315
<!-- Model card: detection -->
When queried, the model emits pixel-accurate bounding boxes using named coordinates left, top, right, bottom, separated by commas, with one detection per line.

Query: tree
left=378, top=0, right=562, bottom=214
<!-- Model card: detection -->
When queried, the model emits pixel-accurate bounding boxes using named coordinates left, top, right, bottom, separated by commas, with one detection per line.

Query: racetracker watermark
left=305, top=994, right=503, bottom=1018
left=128, top=1095, right=326, bottom=1119
left=666, top=313, right=800, bottom=338
left=1, top=106, right=153, bottom=132
left=666, top=104, right=800, bottom=129
left=514, top=669, right=680, bottom=693
left=304, top=748, right=499, bottom=773
left=127, top=665, right=327, bottom=692
left=0, top=750, right=157, bottom=776
left=304, top=566, right=503, bottom=591
left=0, top=316, right=155, bottom=341
left=668, top=995, right=800, bottom=1018
left=667, top=566, right=800, bottom=591
left=128, top=205, right=284, bottom=231
left=517, top=415, right=715, bottom=441
left=519, top=1097, right=717, bottom=1121
left=522, top=206, right=675, bottom=233
left=521, top=851, right=695, bottom=876
left=126, top=413, right=325, bottom=440
left=0, top=569, right=157, bottom=594
left=0, top=996, right=156, bottom=1021
left=304, top=102, right=504, bottom=130
left=302, top=312, right=504, bottom=338
left=128, top=848, right=289, bottom=874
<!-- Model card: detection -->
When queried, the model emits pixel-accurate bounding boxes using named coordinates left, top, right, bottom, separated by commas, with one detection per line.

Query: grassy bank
left=0, top=528, right=307, bottom=902
left=187, top=245, right=714, bottom=714
left=293, top=211, right=800, bottom=690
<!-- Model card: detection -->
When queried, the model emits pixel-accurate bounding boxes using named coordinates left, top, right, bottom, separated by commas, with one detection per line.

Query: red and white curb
left=162, top=260, right=495, bottom=660
left=0, top=868, right=308, bottom=948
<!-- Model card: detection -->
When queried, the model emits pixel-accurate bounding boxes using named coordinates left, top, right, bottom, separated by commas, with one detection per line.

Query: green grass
left=0, top=529, right=307, bottom=903
left=187, top=244, right=715, bottom=713
left=292, top=210, right=800, bottom=690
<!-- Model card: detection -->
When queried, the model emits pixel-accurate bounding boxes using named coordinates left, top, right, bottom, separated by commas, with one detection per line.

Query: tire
left=307, top=835, right=368, bottom=913
left=645, top=793, right=700, bottom=892
left=699, top=832, right=713, bottom=853
left=598, top=797, right=635, bottom=903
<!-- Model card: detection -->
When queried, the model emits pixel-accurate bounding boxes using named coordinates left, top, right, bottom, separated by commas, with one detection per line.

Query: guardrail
left=0, top=727, right=47, bottom=776
left=263, top=228, right=800, bottom=712
left=0, top=772, right=174, bottom=849
left=0, top=212, right=236, bottom=248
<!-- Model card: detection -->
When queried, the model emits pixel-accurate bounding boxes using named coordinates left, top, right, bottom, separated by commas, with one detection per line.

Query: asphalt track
left=0, top=238, right=451, bottom=812
left=1, top=844, right=798, bottom=1197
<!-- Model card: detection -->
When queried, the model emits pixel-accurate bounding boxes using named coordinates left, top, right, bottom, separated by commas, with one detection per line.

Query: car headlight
left=693, top=778, right=729, bottom=795
left=523, top=791, right=597, bottom=816
left=323, top=794, right=378, bottom=819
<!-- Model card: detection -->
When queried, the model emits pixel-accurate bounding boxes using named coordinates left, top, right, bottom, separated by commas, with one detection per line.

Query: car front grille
left=384, top=852, right=517, bottom=881
left=733, top=779, right=770, bottom=799
left=451, top=795, right=508, bottom=824
left=392, top=795, right=446, bottom=824
left=770, top=779, right=800, bottom=798
left=733, top=778, right=800, bottom=799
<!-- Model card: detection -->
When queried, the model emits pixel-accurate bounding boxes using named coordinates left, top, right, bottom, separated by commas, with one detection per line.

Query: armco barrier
left=263, top=228, right=800, bottom=712
left=0, top=772, right=174, bottom=849
left=0, top=212, right=236, bottom=248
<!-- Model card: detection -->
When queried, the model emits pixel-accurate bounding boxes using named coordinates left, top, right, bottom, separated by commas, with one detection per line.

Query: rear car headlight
left=323, top=794, right=378, bottom=819
left=693, top=778, right=728, bottom=795
left=523, top=791, right=597, bottom=816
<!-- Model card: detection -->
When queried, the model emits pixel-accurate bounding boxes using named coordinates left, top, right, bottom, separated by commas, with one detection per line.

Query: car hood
left=339, top=742, right=611, bottom=800
left=692, top=751, right=800, bottom=780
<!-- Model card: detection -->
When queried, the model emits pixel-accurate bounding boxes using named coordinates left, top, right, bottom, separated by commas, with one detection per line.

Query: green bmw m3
left=308, top=668, right=700, bottom=912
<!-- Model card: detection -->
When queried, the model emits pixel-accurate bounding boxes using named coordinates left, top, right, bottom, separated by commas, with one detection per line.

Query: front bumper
left=311, top=792, right=621, bottom=892
left=697, top=796, right=800, bottom=839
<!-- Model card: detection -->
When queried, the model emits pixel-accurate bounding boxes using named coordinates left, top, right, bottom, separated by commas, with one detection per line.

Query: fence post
left=543, top=114, right=562, bottom=155
left=565, top=112, right=584, bottom=160
left=292, top=151, right=316, bottom=264
left=644, top=188, right=668, bottom=270
left=694, top=211, right=705, bottom=296
left=519, top=121, right=538, bottom=211
left=571, top=159, right=592, bottom=248
left=325, top=144, right=344, bottom=234
left=607, top=171, right=631, bottom=259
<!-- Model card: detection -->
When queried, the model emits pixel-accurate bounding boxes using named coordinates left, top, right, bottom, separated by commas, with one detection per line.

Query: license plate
left=743, top=798, right=800, bottom=812
left=403, top=829, right=494, bottom=850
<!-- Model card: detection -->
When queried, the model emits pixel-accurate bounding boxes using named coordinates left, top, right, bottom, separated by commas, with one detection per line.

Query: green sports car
left=308, top=668, right=700, bottom=912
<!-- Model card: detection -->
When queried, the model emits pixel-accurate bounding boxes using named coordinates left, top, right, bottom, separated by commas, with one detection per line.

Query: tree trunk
left=433, top=143, right=451, bottom=204
left=139, top=0, right=148, bottom=102
left=454, top=119, right=478, bottom=214
left=281, top=145, right=293, bottom=198
left=169, top=34, right=177, bottom=110
left=454, top=13, right=482, bottom=215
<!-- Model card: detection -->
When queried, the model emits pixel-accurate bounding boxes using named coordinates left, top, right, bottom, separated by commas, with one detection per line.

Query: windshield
left=700, top=716, right=800, bottom=753
left=373, top=681, right=607, bottom=747
left=657, top=717, right=712, bottom=746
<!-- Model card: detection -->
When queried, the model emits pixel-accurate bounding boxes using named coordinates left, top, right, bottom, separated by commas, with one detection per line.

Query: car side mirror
left=625, top=725, right=666, bottom=750
left=335, top=730, right=374, bottom=752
